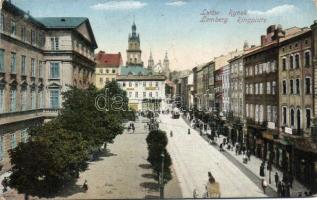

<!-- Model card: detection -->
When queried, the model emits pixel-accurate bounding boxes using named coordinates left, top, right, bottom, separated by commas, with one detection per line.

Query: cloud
left=90, top=1, right=147, bottom=11
left=165, top=1, right=187, bottom=6
left=248, top=4, right=297, bottom=16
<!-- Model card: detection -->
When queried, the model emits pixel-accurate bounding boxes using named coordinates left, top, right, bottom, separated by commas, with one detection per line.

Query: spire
left=149, top=49, right=153, bottom=59
left=164, top=51, right=168, bottom=61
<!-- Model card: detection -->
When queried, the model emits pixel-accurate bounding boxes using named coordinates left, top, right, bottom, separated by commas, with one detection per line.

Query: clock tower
left=126, top=22, right=143, bottom=66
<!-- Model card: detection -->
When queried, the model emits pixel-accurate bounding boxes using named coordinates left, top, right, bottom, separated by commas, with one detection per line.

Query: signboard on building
left=285, top=127, right=293, bottom=134
left=146, top=87, right=157, bottom=90
left=268, top=122, right=275, bottom=129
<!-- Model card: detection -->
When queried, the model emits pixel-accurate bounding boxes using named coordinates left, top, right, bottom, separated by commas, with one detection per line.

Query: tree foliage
left=146, top=130, right=172, bottom=183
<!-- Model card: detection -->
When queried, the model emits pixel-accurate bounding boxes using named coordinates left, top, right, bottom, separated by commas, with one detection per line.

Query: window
left=0, top=14, right=4, bottom=31
left=31, top=30, right=35, bottom=45
left=155, top=82, right=158, bottom=87
left=272, top=81, right=276, bottom=95
left=21, top=129, right=29, bottom=143
left=50, top=90, right=60, bottom=109
left=122, top=82, right=126, bottom=87
left=290, top=108, right=295, bottom=127
left=246, top=84, right=249, bottom=94
left=21, top=55, right=26, bottom=75
left=99, top=69, right=103, bottom=73
left=112, top=69, right=116, bottom=74
left=305, top=51, right=311, bottom=67
left=295, top=54, right=300, bottom=68
left=0, top=88, right=3, bottom=113
left=50, top=37, right=59, bottom=50
left=282, top=57, right=287, bottom=71
left=129, top=82, right=132, bottom=87
left=11, top=20, right=16, bottom=36
left=0, top=49, right=4, bottom=72
left=39, top=90, right=44, bottom=109
left=21, top=26, right=26, bottom=41
left=99, top=77, right=103, bottom=83
left=305, top=77, right=311, bottom=94
left=129, top=92, right=132, bottom=98
left=10, top=89, right=16, bottom=112
left=306, top=109, right=311, bottom=129
left=296, top=79, right=300, bottom=95
left=290, top=79, right=294, bottom=94
left=282, top=107, right=287, bottom=125
left=135, top=82, right=138, bottom=87
left=290, top=55, right=294, bottom=69
left=21, top=89, right=27, bottom=111
left=38, top=61, right=44, bottom=78
left=267, top=105, right=271, bottom=122
left=143, top=92, right=146, bottom=98
left=106, top=69, right=109, bottom=73
left=143, top=81, right=146, bottom=87
left=282, top=80, right=287, bottom=95
left=267, top=82, right=271, bottom=94
left=0, top=136, right=3, bottom=161
left=149, top=82, right=153, bottom=87
left=156, top=92, right=158, bottom=97
left=11, top=52, right=16, bottom=73
left=11, top=133, right=17, bottom=149
left=135, top=92, right=138, bottom=98
left=50, top=62, right=60, bottom=79
left=31, top=58, right=36, bottom=77
left=255, top=83, right=258, bottom=94
left=31, top=90, right=36, bottom=109
left=149, top=92, right=152, bottom=98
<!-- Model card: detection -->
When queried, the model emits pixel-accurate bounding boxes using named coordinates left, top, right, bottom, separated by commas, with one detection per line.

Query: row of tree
left=9, top=81, right=133, bottom=198
left=146, top=130, right=172, bottom=184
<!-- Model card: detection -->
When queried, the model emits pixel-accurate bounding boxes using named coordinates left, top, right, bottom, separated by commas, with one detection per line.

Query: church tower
left=163, top=51, right=170, bottom=77
left=148, top=50, right=154, bottom=70
left=126, top=21, right=143, bottom=66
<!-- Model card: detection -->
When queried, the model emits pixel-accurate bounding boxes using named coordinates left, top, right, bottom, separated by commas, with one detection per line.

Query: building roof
left=116, top=75, right=166, bottom=81
left=95, top=51, right=122, bottom=68
left=36, top=17, right=88, bottom=28
left=120, top=66, right=150, bottom=76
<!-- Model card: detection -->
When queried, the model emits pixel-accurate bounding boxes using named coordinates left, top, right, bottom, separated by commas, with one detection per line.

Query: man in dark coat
left=274, top=172, right=279, bottom=187
left=260, top=163, right=265, bottom=177
left=277, top=181, right=282, bottom=197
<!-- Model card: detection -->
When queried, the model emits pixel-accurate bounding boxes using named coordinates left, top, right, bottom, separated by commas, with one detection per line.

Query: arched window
left=290, top=108, right=294, bottom=127
left=297, top=109, right=301, bottom=130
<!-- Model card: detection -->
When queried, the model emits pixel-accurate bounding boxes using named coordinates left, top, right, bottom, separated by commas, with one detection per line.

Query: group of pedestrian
left=128, top=122, right=135, bottom=133
left=275, top=172, right=292, bottom=197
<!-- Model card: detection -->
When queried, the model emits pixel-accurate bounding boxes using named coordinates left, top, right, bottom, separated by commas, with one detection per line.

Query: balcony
left=0, top=109, right=59, bottom=126
left=282, top=126, right=304, bottom=137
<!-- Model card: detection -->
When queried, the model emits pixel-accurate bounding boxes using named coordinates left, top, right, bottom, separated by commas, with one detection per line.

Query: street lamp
left=160, top=152, right=165, bottom=199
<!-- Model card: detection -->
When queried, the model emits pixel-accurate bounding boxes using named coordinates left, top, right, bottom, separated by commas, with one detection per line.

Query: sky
left=11, top=0, right=317, bottom=71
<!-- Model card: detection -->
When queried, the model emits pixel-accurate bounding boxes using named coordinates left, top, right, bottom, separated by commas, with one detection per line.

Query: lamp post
left=160, top=152, right=165, bottom=199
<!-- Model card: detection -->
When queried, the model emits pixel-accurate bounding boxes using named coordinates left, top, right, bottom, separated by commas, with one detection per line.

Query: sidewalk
left=181, top=115, right=309, bottom=197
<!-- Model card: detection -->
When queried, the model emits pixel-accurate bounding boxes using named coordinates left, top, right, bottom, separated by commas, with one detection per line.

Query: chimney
left=261, top=35, right=266, bottom=46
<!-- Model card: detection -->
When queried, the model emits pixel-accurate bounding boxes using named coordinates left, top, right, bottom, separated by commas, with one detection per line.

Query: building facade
left=222, top=64, right=230, bottom=115
left=95, top=51, right=122, bottom=89
left=0, top=1, right=97, bottom=171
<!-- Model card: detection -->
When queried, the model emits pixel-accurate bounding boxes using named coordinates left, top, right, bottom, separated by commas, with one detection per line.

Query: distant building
left=95, top=51, right=122, bottom=89
left=117, top=22, right=166, bottom=111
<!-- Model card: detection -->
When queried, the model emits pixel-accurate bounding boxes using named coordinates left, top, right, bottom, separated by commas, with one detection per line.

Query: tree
left=146, top=130, right=172, bottom=183
left=59, top=84, right=124, bottom=150
left=9, top=121, right=88, bottom=198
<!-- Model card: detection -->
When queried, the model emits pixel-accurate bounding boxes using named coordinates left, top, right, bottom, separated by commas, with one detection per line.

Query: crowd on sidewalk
left=181, top=114, right=313, bottom=198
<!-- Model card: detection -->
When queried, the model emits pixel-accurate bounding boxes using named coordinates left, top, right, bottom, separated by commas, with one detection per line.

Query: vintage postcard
left=0, top=0, right=317, bottom=199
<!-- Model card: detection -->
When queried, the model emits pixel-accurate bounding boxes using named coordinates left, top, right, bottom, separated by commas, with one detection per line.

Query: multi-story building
left=117, top=76, right=166, bottom=111
left=195, top=65, right=204, bottom=110
left=95, top=51, right=122, bottom=89
left=244, top=25, right=281, bottom=161
left=0, top=1, right=97, bottom=171
left=278, top=26, right=316, bottom=187
left=222, top=64, right=230, bottom=115
left=214, top=67, right=223, bottom=113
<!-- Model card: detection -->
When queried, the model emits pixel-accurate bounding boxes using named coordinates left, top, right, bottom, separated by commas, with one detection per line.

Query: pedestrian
left=281, top=183, right=285, bottom=197
left=288, top=173, right=293, bottom=188
left=243, top=154, right=248, bottom=164
left=277, top=181, right=282, bottom=197
left=219, top=143, right=223, bottom=151
left=247, top=150, right=251, bottom=161
left=261, top=179, right=268, bottom=194
left=188, top=128, right=191, bottom=135
left=132, top=125, right=135, bottom=133
left=170, top=130, right=173, bottom=137
left=83, top=180, right=88, bottom=192
left=1, top=177, right=8, bottom=193
left=274, top=172, right=279, bottom=187
left=260, top=163, right=265, bottom=177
